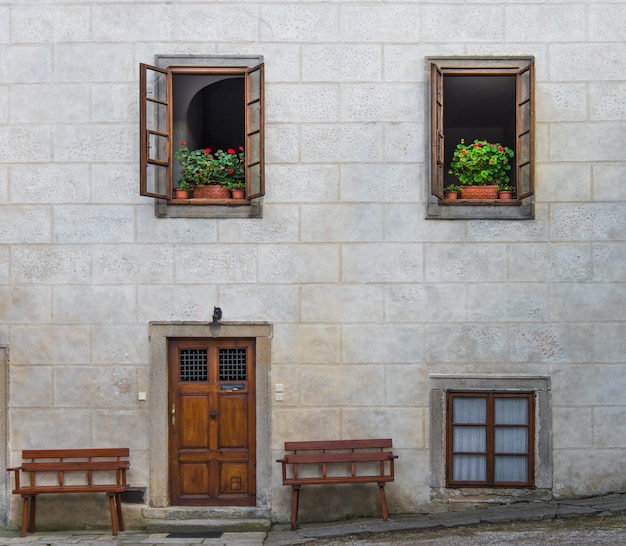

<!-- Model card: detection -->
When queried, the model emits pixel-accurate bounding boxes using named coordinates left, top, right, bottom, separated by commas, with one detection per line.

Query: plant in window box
left=449, top=139, right=514, bottom=200
left=498, top=182, right=514, bottom=200
left=444, top=184, right=461, bottom=200
left=213, top=147, right=246, bottom=199
left=173, top=181, right=193, bottom=199
left=174, top=142, right=230, bottom=199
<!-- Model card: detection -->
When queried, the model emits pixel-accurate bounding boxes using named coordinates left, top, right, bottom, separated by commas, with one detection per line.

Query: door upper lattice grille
left=179, top=349, right=208, bottom=382
left=219, top=348, right=247, bottom=381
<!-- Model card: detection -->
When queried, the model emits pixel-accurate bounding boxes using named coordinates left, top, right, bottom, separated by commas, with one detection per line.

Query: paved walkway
left=0, top=493, right=624, bottom=545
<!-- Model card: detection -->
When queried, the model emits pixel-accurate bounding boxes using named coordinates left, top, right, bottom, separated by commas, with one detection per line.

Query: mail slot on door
left=220, top=383, right=246, bottom=391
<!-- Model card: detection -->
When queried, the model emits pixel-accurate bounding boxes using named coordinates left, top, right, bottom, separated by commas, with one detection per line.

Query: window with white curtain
left=447, top=392, right=534, bottom=487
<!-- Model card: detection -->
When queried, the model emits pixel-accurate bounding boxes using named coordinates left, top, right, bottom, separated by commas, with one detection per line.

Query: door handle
left=171, top=403, right=175, bottom=426
left=210, top=410, right=218, bottom=420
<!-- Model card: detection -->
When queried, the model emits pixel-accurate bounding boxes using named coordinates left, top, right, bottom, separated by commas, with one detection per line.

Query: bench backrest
left=284, top=439, right=392, bottom=452
left=15, top=448, right=129, bottom=489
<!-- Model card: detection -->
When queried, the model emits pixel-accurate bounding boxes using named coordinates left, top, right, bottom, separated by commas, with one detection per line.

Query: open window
left=428, top=57, right=534, bottom=220
left=140, top=56, right=264, bottom=218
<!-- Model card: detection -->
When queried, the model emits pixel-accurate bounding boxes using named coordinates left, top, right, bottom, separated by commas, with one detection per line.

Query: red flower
left=498, top=146, right=504, bottom=151
left=227, top=148, right=235, bottom=154
left=239, top=146, right=244, bottom=151
left=491, top=143, right=497, bottom=147
left=180, top=141, right=185, bottom=146
left=204, top=148, right=211, bottom=154
left=461, top=149, right=467, bottom=155
left=228, top=169, right=234, bottom=175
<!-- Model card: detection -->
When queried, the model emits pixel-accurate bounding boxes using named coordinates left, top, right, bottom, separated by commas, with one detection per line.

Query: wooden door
left=168, top=337, right=256, bottom=506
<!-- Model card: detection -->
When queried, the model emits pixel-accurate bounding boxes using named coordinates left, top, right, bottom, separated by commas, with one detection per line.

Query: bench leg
left=107, top=494, right=118, bottom=536
left=378, top=483, right=389, bottom=521
left=291, top=485, right=301, bottom=531
left=115, top=493, right=125, bottom=532
left=20, top=497, right=30, bottom=537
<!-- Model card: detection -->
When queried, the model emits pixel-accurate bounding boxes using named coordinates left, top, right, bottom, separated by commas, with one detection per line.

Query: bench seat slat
left=14, top=485, right=127, bottom=494
left=284, top=475, right=395, bottom=486
left=284, top=439, right=392, bottom=451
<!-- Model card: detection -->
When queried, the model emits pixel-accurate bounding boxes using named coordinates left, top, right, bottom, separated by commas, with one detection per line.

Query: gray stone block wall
left=0, top=0, right=625, bottom=529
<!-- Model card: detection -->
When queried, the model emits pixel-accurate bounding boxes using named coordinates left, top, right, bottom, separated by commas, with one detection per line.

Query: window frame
left=139, top=56, right=264, bottom=217
left=427, top=57, right=535, bottom=220
left=446, top=391, right=535, bottom=488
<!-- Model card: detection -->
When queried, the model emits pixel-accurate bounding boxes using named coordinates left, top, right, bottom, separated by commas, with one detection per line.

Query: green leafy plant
left=444, top=184, right=461, bottom=193
left=498, top=182, right=513, bottom=192
left=449, top=139, right=514, bottom=186
left=212, top=147, right=245, bottom=190
left=174, top=142, right=216, bottom=187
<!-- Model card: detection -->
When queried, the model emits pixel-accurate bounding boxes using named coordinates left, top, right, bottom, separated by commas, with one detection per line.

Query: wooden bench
left=7, top=448, right=130, bottom=537
left=277, top=439, right=398, bottom=530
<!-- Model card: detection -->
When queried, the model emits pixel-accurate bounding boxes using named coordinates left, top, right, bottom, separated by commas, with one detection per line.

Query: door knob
left=210, top=410, right=218, bottom=419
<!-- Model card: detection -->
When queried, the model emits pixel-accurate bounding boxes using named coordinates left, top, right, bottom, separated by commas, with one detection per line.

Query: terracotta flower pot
left=231, top=189, right=245, bottom=199
left=174, top=189, right=188, bottom=199
left=444, top=191, right=459, bottom=200
left=499, top=191, right=513, bottom=200
left=193, top=184, right=230, bottom=199
left=460, top=185, right=498, bottom=199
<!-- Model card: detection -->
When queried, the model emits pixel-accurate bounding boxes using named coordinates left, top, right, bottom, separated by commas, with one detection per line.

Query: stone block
left=0, top=287, right=51, bottom=323
left=386, top=205, right=466, bottom=243
left=260, top=4, right=339, bottom=42
left=509, top=244, right=590, bottom=282
left=267, top=83, right=339, bottom=123
left=267, top=165, right=338, bottom=202
left=342, top=243, right=423, bottom=282
left=137, top=285, right=217, bottom=323
left=0, top=126, right=53, bottom=162
left=272, top=324, right=341, bottom=364
left=589, top=82, right=626, bottom=121
left=467, top=283, right=548, bottom=321
left=0, top=246, right=7, bottom=284
left=535, top=163, right=591, bottom=202
left=553, top=449, right=626, bottom=497
left=549, top=44, right=626, bottom=81
left=343, top=4, right=422, bottom=43
left=175, top=245, right=257, bottom=283
left=343, top=324, right=423, bottom=364
left=302, top=124, right=383, bottom=163
left=551, top=123, right=626, bottom=162
left=425, top=243, right=508, bottom=282
left=12, top=246, right=91, bottom=284
left=536, top=83, right=587, bottom=122
left=301, top=364, right=385, bottom=407
left=9, top=325, right=90, bottom=365
left=172, top=5, right=258, bottom=42
left=92, top=83, right=138, bottom=123
left=301, top=284, right=383, bottom=323
left=220, top=285, right=299, bottom=322
left=511, top=324, right=592, bottom=363
left=343, top=83, right=422, bottom=122
left=592, top=243, right=626, bottom=282
left=4, top=46, right=52, bottom=83
left=135, top=206, right=217, bottom=243
left=93, top=4, right=173, bottom=41
left=421, top=5, right=504, bottom=42
left=589, top=3, right=626, bottom=41
left=505, top=5, right=586, bottom=41
left=218, top=205, right=299, bottom=243
left=54, top=366, right=136, bottom=408
left=271, top=408, right=340, bottom=449
left=268, top=364, right=301, bottom=407
left=92, top=245, right=174, bottom=284
left=549, top=283, right=626, bottom=322
left=10, top=409, right=90, bottom=448
left=552, top=364, right=626, bottom=406
left=550, top=203, right=625, bottom=241
left=11, top=5, right=89, bottom=43
left=342, top=164, right=419, bottom=203
left=385, top=364, right=429, bottom=407
left=53, top=286, right=137, bottom=324
left=55, top=44, right=134, bottom=82
left=301, top=204, right=383, bottom=242
left=10, top=164, right=90, bottom=204
left=424, top=324, right=509, bottom=364
left=384, top=122, right=425, bottom=163
left=10, top=84, right=89, bottom=124
left=10, top=367, right=52, bottom=408
left=255, top=44, right=300, bottom=83
left=93, top=409, right=150, bottom=450
left=552, top=407, right=592, bottom=448
left=341, top=407, right=425, bottom=449
left=385, top=284, right=466, bottom=323
left=53, top=125, right=136, bottom=162
left=593, top=163, right=626, bottom=201
left=592, top=323, right=626, bottom=363
left=265, top=125, right=299, bottom=164
left=54, top=205, right=134, bottom=243
left=258, top=244, right=340, bottom=283
left=593, top=407, right=626, bottom=448
left=303, top=45, right=381, bottom=82
left=92, top=326, right=149, bottom=365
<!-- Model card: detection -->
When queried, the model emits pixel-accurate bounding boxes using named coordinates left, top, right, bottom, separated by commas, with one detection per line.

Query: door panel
left=169, top=338, right=256, bottom=506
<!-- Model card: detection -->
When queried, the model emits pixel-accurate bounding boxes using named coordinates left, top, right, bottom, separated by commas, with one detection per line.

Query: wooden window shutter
left=139, top=63, right=172, bottom=200
left=430, top=63, right=445, bottom=200
left=516, top=63, right=534, bottom=200
left=244, top=63, right=265, bottom=199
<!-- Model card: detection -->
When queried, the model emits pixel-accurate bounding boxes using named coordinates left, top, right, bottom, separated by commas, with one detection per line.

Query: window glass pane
left=247, top=68, right=261, bottom=102
left=248, top=102, right=261, bottom=133
left=148, top=132, right=168, bottom=163
left=453, top=454, right=486, bottom=481
left=453, top=426, right=486, bottom=452
left=520, top=69, right=530, bottom=102
left=518, top=133, right=530, bottom=165
left=519, top=163, right=531, bottom=195
left=145, top=163, right=168, bottom=196
left=495, top=455, right=528, bottom=482
left=520, top=101, right=530, bottom=133
left=248, top=162, right=261, bottom=196
left=453, top=397, right=486, bottom=424
left=146, top=98, right=167, bottom=135
left=495, top=398, right=528, bottom=424
left=495, top=427, right=528, bottom=453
